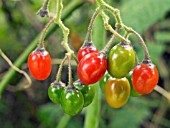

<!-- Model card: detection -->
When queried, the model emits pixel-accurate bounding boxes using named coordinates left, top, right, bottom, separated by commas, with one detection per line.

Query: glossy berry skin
left=108, top=42, right=135, bottom=78
left=74, top=80, right=95, bottom=107
left=28, top=48, right=52, bottom=80
left=61, top=87, right=84, bottom=116
left=78, top=42, right=98, bottom=62
left=132, top=63, right=159, bottom=94
left=105, top=77, right=130, bottom=108
left=77, top=52, right=107, bottom=85
left=48, top=81, right=65, bottom=104
left=99, top=71, right=110, bottom=93
left=126, top=71, right=141, bottom=97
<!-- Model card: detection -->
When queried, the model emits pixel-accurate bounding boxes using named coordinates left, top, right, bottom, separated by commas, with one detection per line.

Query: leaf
left=121, top=0, right=170, bottom=34
left=155, top=32, right=170, bottom=43
left=93, top=15, right=106, bottom=50
left=37, top=103, right=64, bottom=128
left=107, top=97, right=160, bottom=128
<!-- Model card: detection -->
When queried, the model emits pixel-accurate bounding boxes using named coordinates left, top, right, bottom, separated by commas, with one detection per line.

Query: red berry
left=77, top=42, right=98, bottom=62
left=77, top=52, right=107, bottom=84
left=28, top=48, right=52, bottom=80
left=132, top=63, right=159, bottom=94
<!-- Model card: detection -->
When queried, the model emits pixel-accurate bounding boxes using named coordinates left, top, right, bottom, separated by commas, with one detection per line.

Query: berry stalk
left=56, top=55, right=68, bottom=82
left=96, top=0, right=150, bottom=61
left=101, top=27, right=119, bottom=54
left=67, top=54, right=73, bottom=86
left=99, top=10, right=129, bottom=43
left=85, top=8, right=100, bottom=42
left=129, top=28, right=150, bottom=60
left=38, top=18, right=55, bottom=48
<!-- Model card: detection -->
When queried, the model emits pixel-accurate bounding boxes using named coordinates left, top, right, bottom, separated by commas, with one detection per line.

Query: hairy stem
left=42, top=0, right=50, bottom=10
left=129, top=28, right=150, bottom=60
left=85, top=8, right=99, bottom=42
left=67, top=54, right=73, bottom=86
left=101, top=27, right=119, bottom=54
left=56, top=55, right=68, bottom=82
left=96, top=0, right=150, bottom=60
left=55, top=0, right=74, bottom=54
left=100, top=11, right=129, bottom=43
left=38, top=18, right=55, bottom=48
left=96, top=0, right=123, bottom=27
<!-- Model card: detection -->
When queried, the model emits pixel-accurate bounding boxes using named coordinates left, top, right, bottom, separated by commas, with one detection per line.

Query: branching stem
left=96, top=0, right=150, bottom=61
left=0, top=49, right=32, bottom=89
left=101, top=27, right=119, bottom=54
left=55, top=0, right=77, bottom=86
left=55, top=0, right=74, bottom=54
left=100, top=11, right=129, bottom=43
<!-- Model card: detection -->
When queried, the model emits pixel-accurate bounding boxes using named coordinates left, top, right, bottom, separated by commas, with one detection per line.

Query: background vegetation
left=0, top=0, right=170, bottom=128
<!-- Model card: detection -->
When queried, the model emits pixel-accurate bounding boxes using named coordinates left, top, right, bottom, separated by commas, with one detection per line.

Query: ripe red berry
left=77, top=42, right=98, bottom=62
left=77, top=52, right=107, bottom=85
left=28, top=48, right=52, bottom=80
left=132, top=62, right=159, bottom=94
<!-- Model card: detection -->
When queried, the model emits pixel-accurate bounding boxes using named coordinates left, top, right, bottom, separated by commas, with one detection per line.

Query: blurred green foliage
left=0, top=0, right=170, bottom=128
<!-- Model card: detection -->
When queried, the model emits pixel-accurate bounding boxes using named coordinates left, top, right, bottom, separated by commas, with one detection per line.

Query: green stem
left=58, top=20, right=72, bottom=53
left=96, top=0, right=150, bottom=61
left=124, top=31, right=131, bottom=39
left=56, top=114, right=71, bottom=128
left=42, top=0, right=50, bottom=10
left=84, top=85, right=101, bottom=128
left=96, top=0, right=123, bottom=27
left=56, top=55, right=68, bottom=82
left=55, top=0, right=73, bottom=54
left=56, top=0, right=63, bottom=21
left=0, top=0, right=85, bottom=97
left=100, top=11, right=129, bottom=43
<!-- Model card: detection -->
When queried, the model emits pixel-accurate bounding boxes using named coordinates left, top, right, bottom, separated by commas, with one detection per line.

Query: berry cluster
left=48, top=80, right=95, bottom=116
left=27, top=0, right=159, bottom=116
left=77, top=40, right=159, bottom=109
left=28, top=40, right=159, bottom=115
